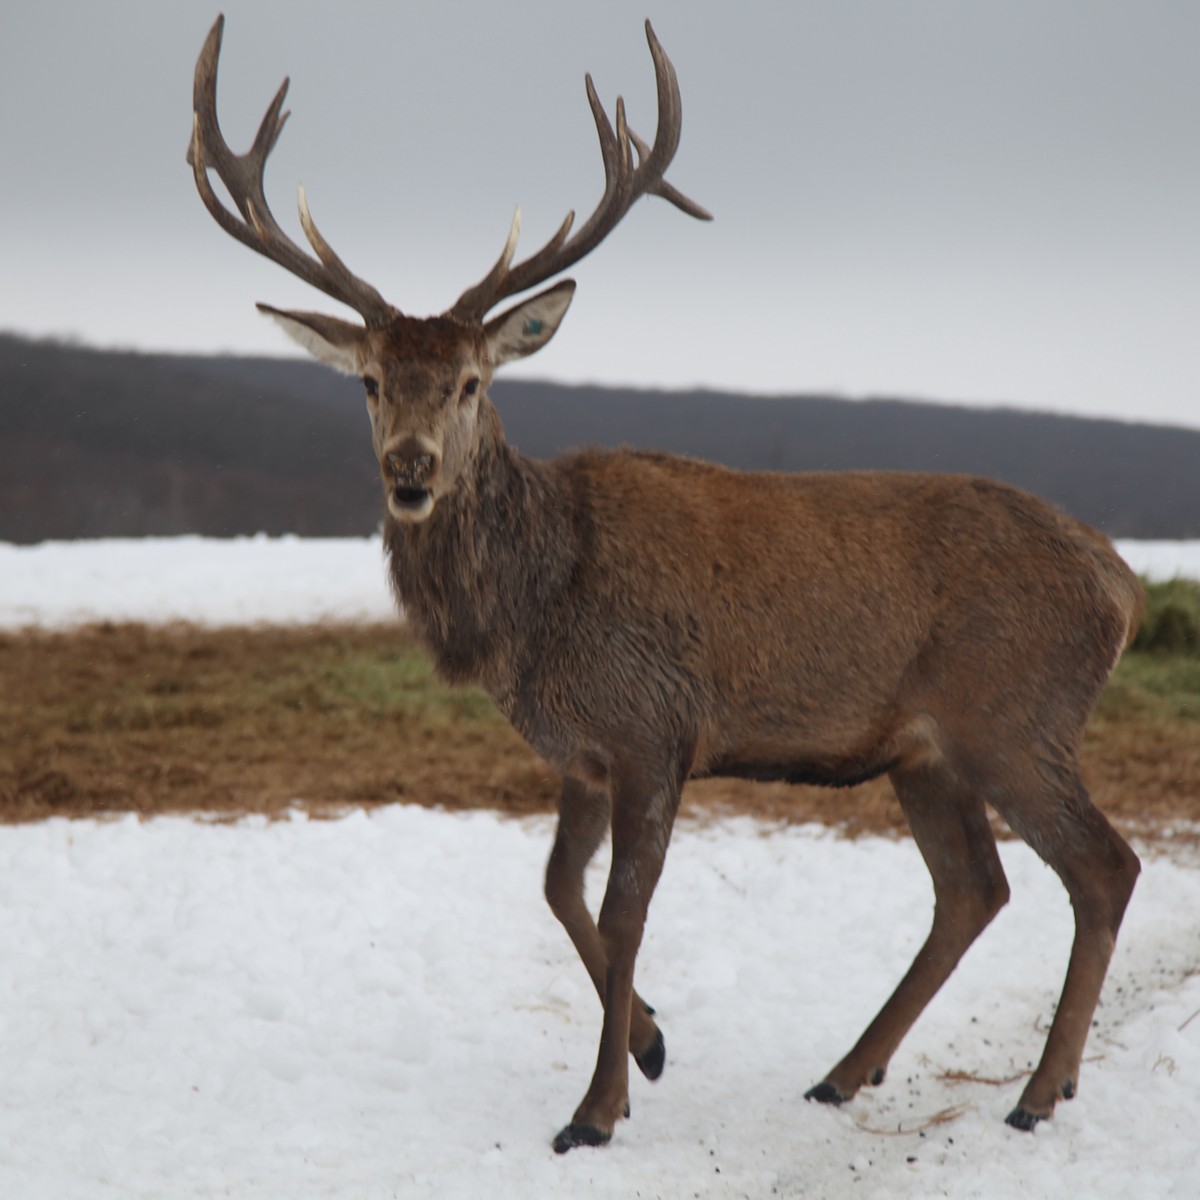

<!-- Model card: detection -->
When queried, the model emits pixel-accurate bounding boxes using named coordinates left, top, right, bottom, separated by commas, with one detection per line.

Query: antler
left=187, top=15, right=394, bottom=327
left=449, top=20, right=711, bottom=322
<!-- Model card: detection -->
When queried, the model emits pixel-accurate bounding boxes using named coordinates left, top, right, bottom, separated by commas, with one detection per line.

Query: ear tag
left=524, top=318, right=544, bottom=335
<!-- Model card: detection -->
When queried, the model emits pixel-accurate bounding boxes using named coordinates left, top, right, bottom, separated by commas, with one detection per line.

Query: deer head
left=188, top=14, right=710, bottom=524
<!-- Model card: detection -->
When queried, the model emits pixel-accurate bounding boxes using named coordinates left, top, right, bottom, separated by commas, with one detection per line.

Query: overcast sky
left=3, top=0, right=1197, bottom=428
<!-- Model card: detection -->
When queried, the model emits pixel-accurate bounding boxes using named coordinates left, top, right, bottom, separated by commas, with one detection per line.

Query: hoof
left=1005, top=1106, right=1045, bottom=1132
left=553, top=1123, right=612, bottom=1154
left=804, top=1080, right=846, bottom=1106
left=635, top=1029, right=666, bottom=1081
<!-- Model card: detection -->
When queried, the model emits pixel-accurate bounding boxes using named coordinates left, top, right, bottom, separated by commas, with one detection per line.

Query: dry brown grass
left=2, top=622, right=1198, bottom=839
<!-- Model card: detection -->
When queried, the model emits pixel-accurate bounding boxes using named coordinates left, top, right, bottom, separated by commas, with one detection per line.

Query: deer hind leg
left=992, top=768, right=1140, bottom=1131
left=544, top=778, right=664, bottom=1088
left=553, top=761, right=682, bottom=1153
left=807, top=759, right=1010, bottom=1107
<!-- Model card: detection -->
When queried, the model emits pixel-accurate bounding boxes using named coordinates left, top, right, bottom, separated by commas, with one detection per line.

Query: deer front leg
left=552, top=762, right=681, bottom=1153
left=544, top=777, right=665, bottom=1080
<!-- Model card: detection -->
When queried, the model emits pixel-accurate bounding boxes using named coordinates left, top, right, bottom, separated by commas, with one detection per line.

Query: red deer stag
left=189, top=14, right=1143, bottom=1153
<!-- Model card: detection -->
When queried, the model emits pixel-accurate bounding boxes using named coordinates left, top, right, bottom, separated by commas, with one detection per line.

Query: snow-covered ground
left=2, top=809, right=1198, bottom=1200
left=0, top=535, right=1197, bottom=629
left=1, top=536, right=1199, bottom=1198
left=0, top=535, right=397, bottom=628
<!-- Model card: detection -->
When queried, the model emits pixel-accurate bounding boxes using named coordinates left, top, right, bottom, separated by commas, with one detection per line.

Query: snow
left=2, top=810, right=1198, bottom=1199
left=0, top=535, right=397, bottom=629
left=1, top=535, right=1199, bottom=1198
left=1116, top=539, right=1200, bottom=584
left=0, top=535, right=1197, bottom=630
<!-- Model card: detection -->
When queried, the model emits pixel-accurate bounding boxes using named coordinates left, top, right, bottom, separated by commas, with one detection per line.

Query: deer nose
left=384, top=440, right=440, bottom=487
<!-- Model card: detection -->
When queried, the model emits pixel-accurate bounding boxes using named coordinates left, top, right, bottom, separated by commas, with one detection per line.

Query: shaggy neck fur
left=383, top=399, right=577, bottom=703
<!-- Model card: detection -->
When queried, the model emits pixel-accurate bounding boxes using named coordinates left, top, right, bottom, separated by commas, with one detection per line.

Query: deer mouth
left=389, top=485, right=434, bottom=522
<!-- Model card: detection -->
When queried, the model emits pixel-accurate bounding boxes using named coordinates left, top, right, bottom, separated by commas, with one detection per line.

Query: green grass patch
left=43, top=628, right=500, bottom=737
left=1132, top=577, right=1200, bottom=657
left=1097, top=580, right=1200, bottom=724
left=313, top=640, right=499, bottom=723
left=1098, top=652, right=1200, bottom=723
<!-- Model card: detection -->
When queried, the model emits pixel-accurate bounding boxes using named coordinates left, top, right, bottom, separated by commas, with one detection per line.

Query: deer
left=188, top=14, right=1143, bottom=1154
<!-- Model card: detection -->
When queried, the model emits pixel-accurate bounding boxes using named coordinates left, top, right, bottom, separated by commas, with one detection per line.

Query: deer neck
left=383, top=399, right=575, bottom=698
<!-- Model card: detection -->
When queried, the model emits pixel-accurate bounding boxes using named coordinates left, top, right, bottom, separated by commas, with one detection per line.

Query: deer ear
left=256, top=303, right=365, bottom=375
left=484, top=280, right=576, bottom=367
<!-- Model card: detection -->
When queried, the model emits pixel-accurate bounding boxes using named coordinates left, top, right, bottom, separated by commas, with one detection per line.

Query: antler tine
left=627, top=127, right=713, bottom=221
left=449, top=19, right=710, bottom=322
left=447, top=206, right=532, bottom=323
left=188, top=15, right=393, bottom=326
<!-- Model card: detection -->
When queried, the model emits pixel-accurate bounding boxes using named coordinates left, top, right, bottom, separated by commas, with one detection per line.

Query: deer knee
left=1069, top=840, right=1140, bottom=937
left=933, top=864, right=1009, bottom=945
left=1050, top=812, right=1141, bottom=936
left=1107, top=837, right=1141, bottom=921
left=597, top=891, right=648, bottom=962
left=544, top=846, right=584, bottom=923
left=967, top=868, right=1010, bottom=936
left=982, top=870, right=1011, bottom=922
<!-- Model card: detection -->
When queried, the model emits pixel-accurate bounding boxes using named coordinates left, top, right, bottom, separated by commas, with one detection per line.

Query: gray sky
left=3, top=0, right=1197, bottom=428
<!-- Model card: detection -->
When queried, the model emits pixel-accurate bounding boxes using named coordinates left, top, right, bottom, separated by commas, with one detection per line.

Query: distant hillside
left=2, top=332, right=1197, bottom=542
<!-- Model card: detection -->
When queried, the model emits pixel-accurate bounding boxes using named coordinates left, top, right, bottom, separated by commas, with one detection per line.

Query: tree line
left=2, top=332, right=1196, bottom=543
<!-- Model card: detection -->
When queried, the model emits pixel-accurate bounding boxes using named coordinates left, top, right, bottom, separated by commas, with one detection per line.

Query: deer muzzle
left=387, top=451, right=435, bottom=488
left=383, top=439, right=441, bottom=522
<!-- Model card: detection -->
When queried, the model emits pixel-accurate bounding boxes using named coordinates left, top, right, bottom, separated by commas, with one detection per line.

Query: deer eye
left=363, top=376, right=379, bottom=400
left=462, top=377, right=479, bottom=399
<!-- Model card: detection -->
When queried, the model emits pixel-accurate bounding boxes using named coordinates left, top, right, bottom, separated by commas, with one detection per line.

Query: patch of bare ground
left=2, top=623, right=1197, bottom=841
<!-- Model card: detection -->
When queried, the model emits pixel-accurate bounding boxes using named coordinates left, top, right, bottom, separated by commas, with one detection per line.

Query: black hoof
left=553, top=1123, right=612, bottom=1154
left=1005, top=1106, right=1044, bottom=1132
left=804, top=1080, right=846, bottom=1106
left=635, top=1028, right=666, bottom=1081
